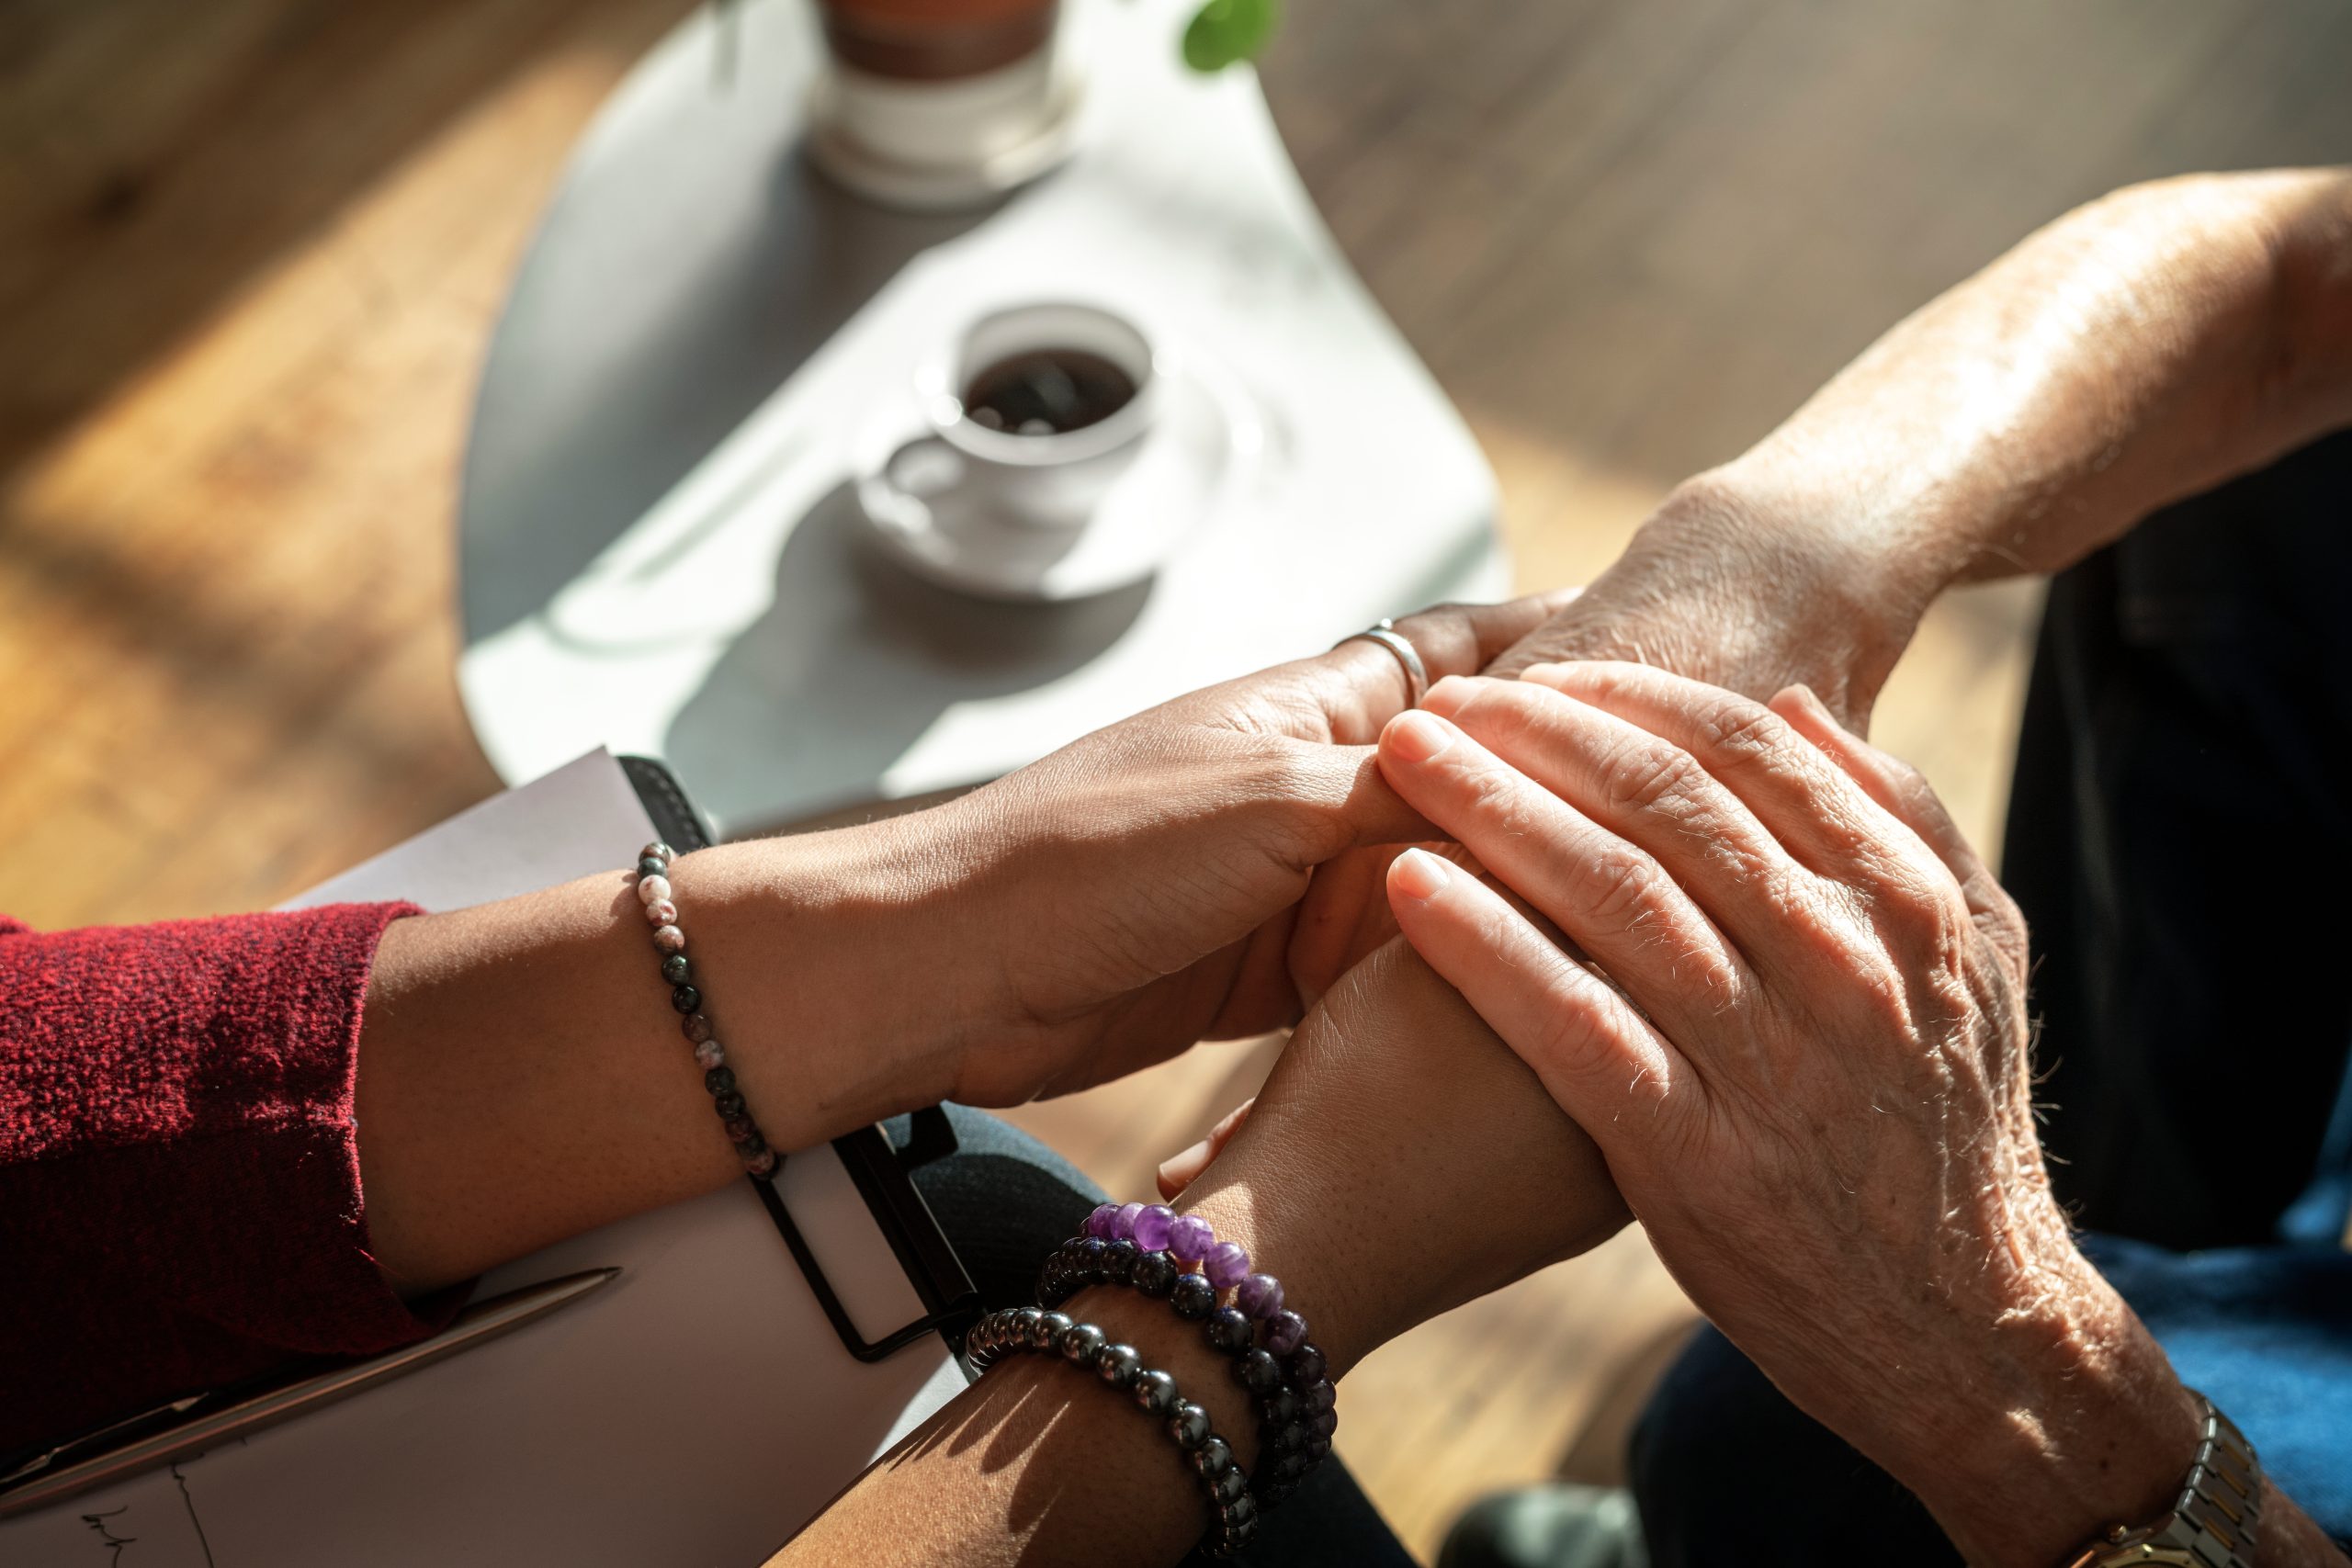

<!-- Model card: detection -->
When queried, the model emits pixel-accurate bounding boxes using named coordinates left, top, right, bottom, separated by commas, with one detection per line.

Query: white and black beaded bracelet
left=965, top=1305, right=1261, bottom=1557
left=631, top=841, right=778, bottom=1179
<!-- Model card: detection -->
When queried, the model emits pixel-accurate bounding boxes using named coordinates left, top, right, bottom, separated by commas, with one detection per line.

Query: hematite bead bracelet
left=964, top=1306, right=1259, bottom=1557
left=631, top=841, right=778, bottom=1179
left=1039, top=1202, right=1338, bottom=1502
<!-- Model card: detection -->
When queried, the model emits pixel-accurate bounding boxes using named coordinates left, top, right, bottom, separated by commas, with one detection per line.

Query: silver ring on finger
left=1334, top=617, right=1430, bottom=708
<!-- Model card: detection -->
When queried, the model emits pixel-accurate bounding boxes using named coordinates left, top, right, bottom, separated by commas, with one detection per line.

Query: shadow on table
left=462, top=149, right=1001, bottom=646
left=662, top=482, right=1150, bottom=835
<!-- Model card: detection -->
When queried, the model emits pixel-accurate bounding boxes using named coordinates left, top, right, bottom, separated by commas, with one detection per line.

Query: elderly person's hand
left=1369, top=662, right=2211, bottom=1568
left=1476, top=486, right=1914, bottom=730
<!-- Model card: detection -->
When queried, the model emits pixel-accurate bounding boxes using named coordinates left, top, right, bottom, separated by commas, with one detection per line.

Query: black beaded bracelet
left=1036, top=1232, right=1337, bottom=1504
left=964, top=1306, right=1260, bottom=1557
left=631, top=841, right=778, bottom=1179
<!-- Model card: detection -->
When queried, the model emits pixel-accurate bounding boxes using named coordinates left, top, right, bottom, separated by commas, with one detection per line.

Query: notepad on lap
left=0, top=751, right=965, bottom=1567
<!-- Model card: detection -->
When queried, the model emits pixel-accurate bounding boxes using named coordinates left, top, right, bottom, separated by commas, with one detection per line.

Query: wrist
left=1170, top=1162, right=1377, bottom=1382
left=681, top=817, right=991, bottom=1148
left=1522, top=463, right=1925, bottom=729
left=1163, top=942, right=1628, bottom=1377
left=1671, top=456, right=1932, bottom=695
left=1881, top=1253, right=2202, bottom=1568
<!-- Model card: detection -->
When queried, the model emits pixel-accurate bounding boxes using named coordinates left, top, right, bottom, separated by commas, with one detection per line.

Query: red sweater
left=0, top=904, right=458, bottom=1457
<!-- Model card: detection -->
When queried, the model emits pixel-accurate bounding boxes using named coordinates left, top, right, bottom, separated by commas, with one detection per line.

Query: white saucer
left=856, top=351, right=1258, bottom=602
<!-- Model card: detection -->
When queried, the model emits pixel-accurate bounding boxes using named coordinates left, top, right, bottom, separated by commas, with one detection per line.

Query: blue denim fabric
left=1629, top=1238, right=2352, bottom=1566
left=2090, top=1235, right=2352, bottom=1534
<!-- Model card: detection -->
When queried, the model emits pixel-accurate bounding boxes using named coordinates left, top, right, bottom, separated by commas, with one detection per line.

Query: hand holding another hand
left=878, top=592, right=1573, bottom=1110
left=1373, top=663, right=2203, bottom=1568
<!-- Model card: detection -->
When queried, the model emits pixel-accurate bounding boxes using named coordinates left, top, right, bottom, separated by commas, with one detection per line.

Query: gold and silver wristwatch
left=2063, top=1392, right=2262, bottom=1568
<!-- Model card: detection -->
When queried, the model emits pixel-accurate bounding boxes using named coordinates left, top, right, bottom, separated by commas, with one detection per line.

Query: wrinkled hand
left=1374, top=663, right=2201, bottom=1568
left=1482, top=474, right=1921, bottom=731
left=906, top=593, right=1572, bottom=1108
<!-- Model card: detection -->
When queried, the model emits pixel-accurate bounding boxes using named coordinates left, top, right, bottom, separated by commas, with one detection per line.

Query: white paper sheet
left=1, top=750, right=963, bottom=1566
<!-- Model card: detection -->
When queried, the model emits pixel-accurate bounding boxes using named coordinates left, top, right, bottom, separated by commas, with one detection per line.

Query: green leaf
left=1182, top=0, right=1281, bottom=73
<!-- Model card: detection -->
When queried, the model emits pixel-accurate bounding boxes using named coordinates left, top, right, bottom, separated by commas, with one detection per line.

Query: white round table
left=457, top=0, right=1506, bottom=836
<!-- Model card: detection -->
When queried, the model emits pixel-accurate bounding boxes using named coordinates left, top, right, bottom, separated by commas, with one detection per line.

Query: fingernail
left=1390, top=847, right=1453, bottom=900
left=1385, top=709, right=1454, bottom=763
left=1158, top=1139, right=1211, bottom=1186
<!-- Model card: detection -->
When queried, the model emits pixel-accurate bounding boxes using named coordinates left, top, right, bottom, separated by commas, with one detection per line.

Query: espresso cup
left=884, top=301, right=1160, bottom=531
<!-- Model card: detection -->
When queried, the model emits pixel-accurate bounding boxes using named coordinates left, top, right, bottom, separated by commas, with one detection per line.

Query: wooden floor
left=6, top=0, right=2348, bottom=1559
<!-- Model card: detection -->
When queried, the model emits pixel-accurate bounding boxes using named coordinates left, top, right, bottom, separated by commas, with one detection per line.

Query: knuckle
left=1454, top=760, right=1544, bottom=839
left=1402, top=599, right=1469, bottom=628
left=1990, top=883, right=2029, bottom=946
left=1526, top=964, right=1623, bottom=1077
left=1533, top=1009, right=1611, bottom=1081
left=1884, top=750, right=1930, bottom=793
left=1866, top=856, right=1955, bottom=929
left=1257, top=749, right=1351, bottom=851
left=1693, top=694, right=1789, bottom=764
left=1395, top=601, right=1474, bottom=666
left=1896, top=765, right=1954, bottom=825
left=1598, top=735, right=1707, bottom=819
left=1574, top=850, right=1663, bottom=928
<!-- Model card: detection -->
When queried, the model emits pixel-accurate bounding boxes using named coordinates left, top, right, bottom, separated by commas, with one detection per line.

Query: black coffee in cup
left=962, top=348, right=1137, bottom=435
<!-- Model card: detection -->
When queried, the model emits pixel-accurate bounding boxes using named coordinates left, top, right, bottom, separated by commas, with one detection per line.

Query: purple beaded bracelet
left=632, top=841, right=777, bottom=1180
left=1040, top=1202, right=1338, bottom=1504
left=1082, top=1201, right=1310, bottom=1355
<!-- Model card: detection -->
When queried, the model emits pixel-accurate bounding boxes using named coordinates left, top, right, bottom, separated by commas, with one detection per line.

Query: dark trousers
left=896, top=1104, right=1416, bottom=1568
left=1628, top=431, right=2352, bottom=1563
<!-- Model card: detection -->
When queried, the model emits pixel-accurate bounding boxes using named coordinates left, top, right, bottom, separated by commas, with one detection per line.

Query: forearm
left=779, top=943, right=1629, bottom=1566
left=355, top=822, right=982, bottom=1291
left=1488, top=168, right=2352, bottom=722
left=1738, top=168, right=2352, bottom=609
left=773, top=1184, right=1298, bottom=1568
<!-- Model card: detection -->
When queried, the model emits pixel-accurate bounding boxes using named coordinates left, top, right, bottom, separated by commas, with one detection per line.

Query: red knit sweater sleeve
left=0, top=903, right=458, bottom=1456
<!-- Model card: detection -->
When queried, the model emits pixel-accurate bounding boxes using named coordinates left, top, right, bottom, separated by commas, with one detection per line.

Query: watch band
left=2064, top=1391, right=2263, bottom=1568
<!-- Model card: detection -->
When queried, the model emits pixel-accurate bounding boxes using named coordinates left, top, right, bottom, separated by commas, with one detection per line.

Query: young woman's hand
left=1369, top=664, right=2209, bottom=1568
left=355, top=598, right=1560, bottom=1292
left=846, top=592, right=1573, bottom=1109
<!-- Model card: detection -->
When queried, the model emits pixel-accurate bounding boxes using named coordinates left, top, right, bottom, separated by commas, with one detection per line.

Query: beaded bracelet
left=631, top=841, right=778, bottom=1179
left=1037, top=1229, right=1334, bottom=1505
left=1109, top=1200, right=1335, bottom=1498
left=1040, top=1203, right=1337, bottom=1504
left=965, top=1305, right=1260, bottom=1557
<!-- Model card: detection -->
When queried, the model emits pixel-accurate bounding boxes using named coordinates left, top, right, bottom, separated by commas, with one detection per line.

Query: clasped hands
left=888, top=558, right=2161, bottom=1566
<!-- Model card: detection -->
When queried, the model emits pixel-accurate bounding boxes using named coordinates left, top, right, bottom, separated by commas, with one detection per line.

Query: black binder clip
left=753, top=1115, right=982, bottom=1362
